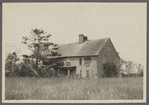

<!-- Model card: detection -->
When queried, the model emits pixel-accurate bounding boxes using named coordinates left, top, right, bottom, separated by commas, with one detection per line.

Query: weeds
left=5, top=77, right=143, bottom=100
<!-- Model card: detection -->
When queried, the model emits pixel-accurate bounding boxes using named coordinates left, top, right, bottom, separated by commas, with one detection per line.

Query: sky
left=3, top=3, right=146, bottom=66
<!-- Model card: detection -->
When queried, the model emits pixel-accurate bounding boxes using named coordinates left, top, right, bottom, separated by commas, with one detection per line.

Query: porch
left=58, top=66, right=76, bottom=76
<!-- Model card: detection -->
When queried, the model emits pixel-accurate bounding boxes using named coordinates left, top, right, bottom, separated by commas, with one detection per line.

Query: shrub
left=103, top=63, right=118, bottom=77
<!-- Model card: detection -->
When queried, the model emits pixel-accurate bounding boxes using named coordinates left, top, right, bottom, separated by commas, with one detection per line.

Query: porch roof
left=58, top=66, right=76, bottom=69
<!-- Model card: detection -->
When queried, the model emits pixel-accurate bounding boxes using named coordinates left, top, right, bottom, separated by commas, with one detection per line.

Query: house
left=46, top=34, right=120, bottom=78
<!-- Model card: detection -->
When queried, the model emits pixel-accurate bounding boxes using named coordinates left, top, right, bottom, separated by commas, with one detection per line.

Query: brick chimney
left=79, top=34, right=88, bottom=44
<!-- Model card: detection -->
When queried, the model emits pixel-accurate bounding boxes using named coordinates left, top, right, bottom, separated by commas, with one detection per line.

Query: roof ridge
left=59, top=42, right=78, bottom=46
left=59, top=37, right=109, bottom=45
left=87, top=37, right=109, bottom=41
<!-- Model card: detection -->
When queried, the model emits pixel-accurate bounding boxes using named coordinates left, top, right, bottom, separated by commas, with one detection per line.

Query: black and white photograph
left=2, top=3, right=147, bottom=103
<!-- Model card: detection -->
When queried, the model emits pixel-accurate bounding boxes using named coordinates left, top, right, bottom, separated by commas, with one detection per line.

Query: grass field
left=5, top=77, right=143, bottom=100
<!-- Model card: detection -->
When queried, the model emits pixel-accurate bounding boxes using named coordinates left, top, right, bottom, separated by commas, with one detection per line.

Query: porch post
left=68, top=69, right=70, bottom=76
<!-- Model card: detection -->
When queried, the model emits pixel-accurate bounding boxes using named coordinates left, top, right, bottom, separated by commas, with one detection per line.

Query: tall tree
left=22, top=29, right=61, bottom=77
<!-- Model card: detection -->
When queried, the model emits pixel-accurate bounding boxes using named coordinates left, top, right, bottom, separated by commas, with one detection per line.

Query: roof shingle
left=58, top=38, right=109, bottom=57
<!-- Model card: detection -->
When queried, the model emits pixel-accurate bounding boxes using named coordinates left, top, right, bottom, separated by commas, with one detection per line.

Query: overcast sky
left=3, top=3, right=146, bottom=65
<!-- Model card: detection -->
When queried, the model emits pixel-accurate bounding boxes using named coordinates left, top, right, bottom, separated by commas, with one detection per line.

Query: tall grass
left=5, top=77, right=143, bottom=100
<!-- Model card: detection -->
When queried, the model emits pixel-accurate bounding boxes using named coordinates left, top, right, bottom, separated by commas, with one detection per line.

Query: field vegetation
left=5, top=77, right=143, bottom=100
left=4, top=29, right=144, bottom=100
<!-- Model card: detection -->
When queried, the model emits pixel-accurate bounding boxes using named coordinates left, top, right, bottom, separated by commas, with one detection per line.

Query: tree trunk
left=27, top=63, right=40, bottom=77
left=36, top=58, right=38, bottom=71
left=45, top=69, right=49, bottom=77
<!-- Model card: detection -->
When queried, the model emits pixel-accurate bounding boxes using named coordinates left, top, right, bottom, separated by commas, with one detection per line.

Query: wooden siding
left=97, top=38, right=120, bottom=77
left=59, top=38, right=120, bottom=78
left=63, top=57, right=98, bottom=78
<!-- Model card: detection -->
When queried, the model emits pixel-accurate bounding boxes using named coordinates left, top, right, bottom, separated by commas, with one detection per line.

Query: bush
left=103, top=63, right=118, bottom=77
left=139, top=71, right=143, bottom=77
left=121, top=72, right=143, bottom=77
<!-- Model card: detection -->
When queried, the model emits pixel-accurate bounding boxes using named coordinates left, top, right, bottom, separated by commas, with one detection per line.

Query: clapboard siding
left=63, top=57, right=97, bottom=78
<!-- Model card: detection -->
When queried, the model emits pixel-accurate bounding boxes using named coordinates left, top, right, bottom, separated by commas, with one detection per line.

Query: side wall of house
left=97, top=38, right=120, bottom=77
left=63, top=57, right=98, bottom=78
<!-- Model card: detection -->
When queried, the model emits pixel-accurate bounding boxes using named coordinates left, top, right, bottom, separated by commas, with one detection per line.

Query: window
left=86, top=70, right=89, bottom=78
left=80, top=70, right=82, bottom=77
left=79, top=58, right=82, bottom=65
left=84, top=57, right=91, bottom=67
left=84, top=57, right=91, bottom=61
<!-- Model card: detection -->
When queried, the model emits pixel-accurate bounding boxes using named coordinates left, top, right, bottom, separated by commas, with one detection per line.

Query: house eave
left=45, top=55, right=98, bottom=60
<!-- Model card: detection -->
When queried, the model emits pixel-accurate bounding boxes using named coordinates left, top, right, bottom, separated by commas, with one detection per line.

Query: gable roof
left=58, top=38, right=109, bottom=57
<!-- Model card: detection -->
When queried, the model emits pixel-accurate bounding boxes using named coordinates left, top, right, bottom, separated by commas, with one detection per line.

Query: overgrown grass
left=5, top=77, right=143, bottom=100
